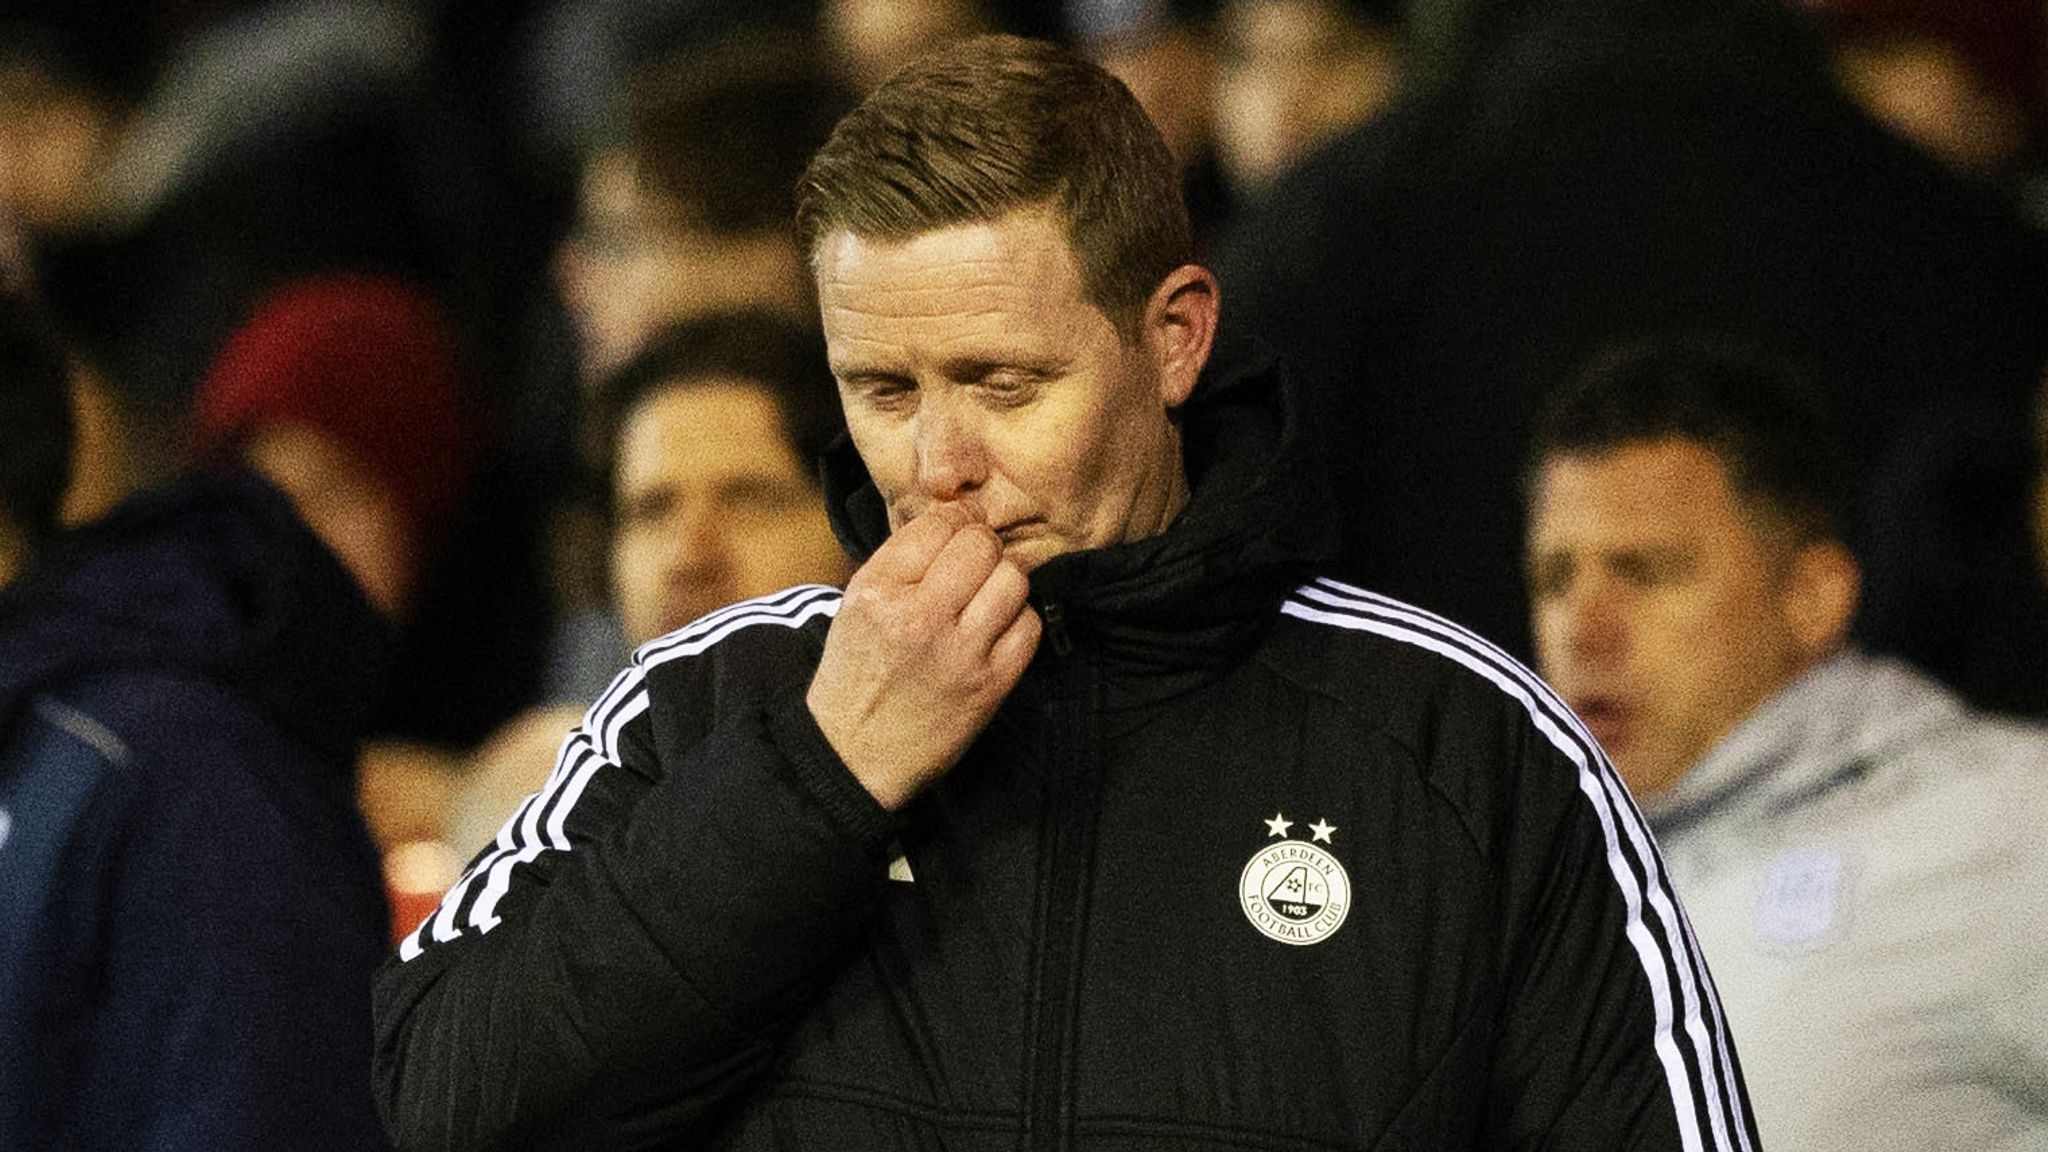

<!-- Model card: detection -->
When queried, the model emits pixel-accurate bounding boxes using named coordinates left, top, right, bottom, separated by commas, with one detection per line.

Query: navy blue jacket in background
left=0, top=470, right=393, bottom=1151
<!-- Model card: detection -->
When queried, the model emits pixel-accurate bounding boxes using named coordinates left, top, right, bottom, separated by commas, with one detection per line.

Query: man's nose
left=913, top=400, right=988, bottom=504
left=664, top=499, right=728, bottom=578
left=1557, top=576, right=1626, bottom=662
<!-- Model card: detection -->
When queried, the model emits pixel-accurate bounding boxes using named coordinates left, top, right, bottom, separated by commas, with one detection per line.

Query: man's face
left=815, top=210, right=1190, bottom=573
left=1527, top=437, right=1813, bottom=799
left=611, top=379, right=849, bottom=645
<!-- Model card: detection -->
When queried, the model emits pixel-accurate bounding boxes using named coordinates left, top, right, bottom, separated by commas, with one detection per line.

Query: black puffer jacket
left=374, top=352, right=1755, bottom=1151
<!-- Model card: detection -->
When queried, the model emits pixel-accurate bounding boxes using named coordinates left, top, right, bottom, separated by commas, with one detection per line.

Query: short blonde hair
left=796, top=35, right=1190, bottom=336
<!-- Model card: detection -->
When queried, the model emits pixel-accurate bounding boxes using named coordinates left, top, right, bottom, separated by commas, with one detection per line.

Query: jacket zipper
left=1041, top=602, right=1073, bottom=658
left=1024, top=600, right=1097, bottom=1152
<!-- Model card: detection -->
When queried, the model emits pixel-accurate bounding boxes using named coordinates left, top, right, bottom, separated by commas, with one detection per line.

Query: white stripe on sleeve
left=1282, top=579, right=1747, bottom=1152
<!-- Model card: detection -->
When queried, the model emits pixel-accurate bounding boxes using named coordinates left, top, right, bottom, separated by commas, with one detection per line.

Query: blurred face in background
left=556, top=150, right=809, bottom=382
left=610, top=377, right=849, bottom=645
left=1087, top=22, right=1217, bottom=170
left=1833, top=33, right=2027, bottom=174
left=1527, top=437, right=1855, bottom=799
left=1215, top=0, right=1400, bottom=193
left=822, top=0, right=987, bottom=91
left=0, top=58, right=124, bottom=233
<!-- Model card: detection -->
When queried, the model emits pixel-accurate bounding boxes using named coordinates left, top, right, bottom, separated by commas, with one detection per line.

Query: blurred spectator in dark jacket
left=189, top=272, right=481, bottom=853
left=0, top=289, right=392, bottom=1150
left=1216, top=0, right=2048, bottom=709
left=24, top=2, right=554, bottom=754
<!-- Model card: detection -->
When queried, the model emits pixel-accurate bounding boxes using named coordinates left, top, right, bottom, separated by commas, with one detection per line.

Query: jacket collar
left=1645, top=649, right=1968, bottom=834
left=822, top=339, right=1337, bottom=704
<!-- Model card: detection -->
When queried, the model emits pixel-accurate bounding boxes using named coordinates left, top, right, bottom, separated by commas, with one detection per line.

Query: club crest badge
left=1239, top=812, right=1350, bottom=946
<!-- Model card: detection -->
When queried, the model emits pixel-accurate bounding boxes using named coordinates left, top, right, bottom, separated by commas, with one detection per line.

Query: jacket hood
left=823, top=338, right=1339, bottom=702
left=1644, top=649, right=1969, bottom=835
left=0, top=469, right=393, bottom=765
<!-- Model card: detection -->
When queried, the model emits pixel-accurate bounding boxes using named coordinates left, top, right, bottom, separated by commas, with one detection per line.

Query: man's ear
left=1781, top=538, right=1861, bottom=658
left=1142, top=265, right=1219, bottom=409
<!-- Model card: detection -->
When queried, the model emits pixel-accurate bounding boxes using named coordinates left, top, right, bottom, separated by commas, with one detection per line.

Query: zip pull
left=1040, top=601, right=1073, bottom=658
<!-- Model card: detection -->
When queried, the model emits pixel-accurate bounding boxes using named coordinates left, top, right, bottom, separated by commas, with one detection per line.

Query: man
left=444, top=311, right=854, bottom=856
left=600, top=312, right=852, bottom=648
left=0, top=290, right=393, bottom=1148
left=188, top=270, right=482, bottom=865
left=1526, top=338, right=2048, bottom=1150
left=376, top=36, right=1751, bottom=1151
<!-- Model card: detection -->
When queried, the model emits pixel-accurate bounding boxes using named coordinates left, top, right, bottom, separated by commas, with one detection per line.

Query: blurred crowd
left=2, top=0, right=2047, bottom=1147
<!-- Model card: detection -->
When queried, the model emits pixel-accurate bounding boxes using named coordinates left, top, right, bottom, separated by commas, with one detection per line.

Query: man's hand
left=807, top=502, right=1041, bottom=810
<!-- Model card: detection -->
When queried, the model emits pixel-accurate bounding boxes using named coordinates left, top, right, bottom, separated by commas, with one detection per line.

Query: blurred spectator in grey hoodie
left=1526, top=336, right=2048, bottom=1151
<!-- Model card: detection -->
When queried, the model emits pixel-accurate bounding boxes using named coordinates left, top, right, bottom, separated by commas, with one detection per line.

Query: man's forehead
left=814, top=213, right=1111, bottom=368
left=1533, top=440, right=1736, bottom=534
left=1539, top=438, right=1737, bottom=496
left=813, top=212, right=1081, bottom=287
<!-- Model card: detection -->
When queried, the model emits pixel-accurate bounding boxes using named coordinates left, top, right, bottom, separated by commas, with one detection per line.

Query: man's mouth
left=990, top=518, right=1043, bottom=542
left=1570, top=695, right=1633, bottom=754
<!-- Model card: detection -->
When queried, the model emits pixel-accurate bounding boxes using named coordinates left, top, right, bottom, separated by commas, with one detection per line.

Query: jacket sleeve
left=372, top=650, right=900, bottom=1151
left=1483, top=707, right=1761, bottom=1152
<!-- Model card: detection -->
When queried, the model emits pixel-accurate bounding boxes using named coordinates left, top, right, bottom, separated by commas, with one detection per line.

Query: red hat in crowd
left=193, top=272, right=476, bottom=563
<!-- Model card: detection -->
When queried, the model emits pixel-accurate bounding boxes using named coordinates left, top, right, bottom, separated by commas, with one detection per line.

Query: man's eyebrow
left=1611, top=543, right=1691, bottom=560
left=831, top=363, right=910, bottom=386
left=937, top=353, right=1065, bottom=382
left=1604, top=544, right=1696, bottom=571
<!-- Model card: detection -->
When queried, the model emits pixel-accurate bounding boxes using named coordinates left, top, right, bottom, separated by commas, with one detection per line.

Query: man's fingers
left=958, top=559, right=1030, bottom=647
left=866, top=502, right=982, bottom=582
left=987, top=603, right=1042, bottom=682
left=918, top=522, right=1004, bottom=612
